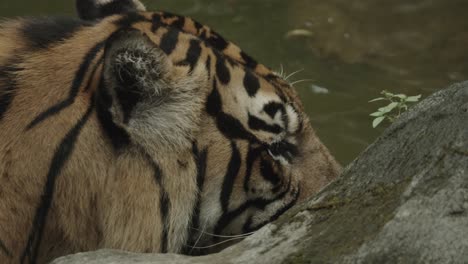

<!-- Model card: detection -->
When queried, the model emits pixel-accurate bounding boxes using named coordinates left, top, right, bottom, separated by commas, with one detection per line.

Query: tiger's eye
left=267, top=141, right=299, bottom=163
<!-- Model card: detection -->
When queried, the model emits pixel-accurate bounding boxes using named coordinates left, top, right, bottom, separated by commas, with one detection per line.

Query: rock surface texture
left=53, top=82, right=468, bottom=264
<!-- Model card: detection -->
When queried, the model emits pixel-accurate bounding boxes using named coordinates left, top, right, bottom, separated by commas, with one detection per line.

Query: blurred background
left=1, top=0, right=467, bottom=165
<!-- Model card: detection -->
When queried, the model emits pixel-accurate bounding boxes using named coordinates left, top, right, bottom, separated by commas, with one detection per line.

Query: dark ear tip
left=76, top=0, right=98, bottom=20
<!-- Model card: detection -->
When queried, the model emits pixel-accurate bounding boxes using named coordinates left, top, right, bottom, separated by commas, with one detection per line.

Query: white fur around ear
left=101, top=29, right=208, bottom=154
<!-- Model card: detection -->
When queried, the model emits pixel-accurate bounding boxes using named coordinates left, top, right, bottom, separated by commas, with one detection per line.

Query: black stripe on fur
left=170, top=16, right=185, bottom=30
left=208, top=32, right=229, bottom=52
left=185, top=39, right=202, bottom=73
left=21, top=17, right=91, bottom=50
left=159, top=28, right=180, bottom=55
left=240, top=51, right=258, bottom=69
left=0, top=61, right=22, bottom=122
left=151, top=13, right=163, bottom=32
left=84, top=56, right=103, bottom=92
left=217, top=113, right=257, bottom=142
left=144, top=151, right=170, bottom=253
left=263, top=102, right=284, bottom=119
left=220, top=142, right=241, bottom=212
left=20, top=100, right=95, bottom=264
left=205, top=80, right=258, bottom=142
left=0, top=239, right=12, bottom=258
left=159, top=190, right=170, bottom=253
left=243, top=187, right=300, bottom=233
left=214, top=52, right=230, bottom=85
left=247, top=113, right=282, bottom=134
left=205, top=56, right=212, bottom=80
left=95, top=77, right=131, bottom=150
left=268, top=141, right=299, bottom=163
left=214, top=176, right=294, bottom=236
left=182, top=143, right=207, bottom=255
left=260, top=159, right=280, bottom=186
left=243, top=70, right=260, bottom=97
left=243, top=145, right=263, bottom=192
left=26, top=41, right=105, bottom=130
left=205, top=79, right=222, bottom=116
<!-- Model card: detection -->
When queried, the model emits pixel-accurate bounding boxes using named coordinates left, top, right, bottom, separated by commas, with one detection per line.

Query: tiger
left=0, top=0, right=341, bottom=263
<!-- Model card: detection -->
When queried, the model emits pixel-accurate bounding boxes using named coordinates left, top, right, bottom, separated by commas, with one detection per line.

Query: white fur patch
left=285, top=104, right=299, bottom=133
left=95, top=0, right=113, bottom=5
left=131, top=0, right=147, bottom=11
left=95, top=0, right=146, bottom=11
left=248, top=92, right=286, bottom=131
left=268, top=149, right=290, bottom=166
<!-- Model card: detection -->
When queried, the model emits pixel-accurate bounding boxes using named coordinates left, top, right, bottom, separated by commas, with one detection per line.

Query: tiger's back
left=0, top=1, right=341, bottom=263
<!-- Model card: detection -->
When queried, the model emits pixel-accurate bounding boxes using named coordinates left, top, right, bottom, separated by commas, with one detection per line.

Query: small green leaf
left=370, top=91, right=422, bottom=128
left=369, top=97, right=386, bottom=102
left=378, top=107, right=390, bottom=113
left=387, top=102, right=399, bottom=109
left=406, top=95, right=422, bottom=102
left=382, top=90, right=394, bottom=97
left=370, top=111, right=384, bottom=117
left=372, top=116, right=386, bottom=128
left=379, top=102, right=398, bottom=113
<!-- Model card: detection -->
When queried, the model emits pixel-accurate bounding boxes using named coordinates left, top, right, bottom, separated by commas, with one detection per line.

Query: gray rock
left=52, top=82, right=468, bottom=264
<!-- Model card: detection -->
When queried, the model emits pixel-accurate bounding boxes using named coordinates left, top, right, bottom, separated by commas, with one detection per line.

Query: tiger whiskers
left=186, top=227, right=254, bottom=252
left=284, top=68, right=304, bottom=81
left=189, top=220, right=208, bottom=254
left=289, top=78, right=313, bottom=87
left=274, top=67, right=313, bottom=87
left=186, top=236, right=249, bottom=250
left=274, top=66, right=304, bottom=81
left=278, top=64, right=285, bottom=78
left=189, top=227, right=255, bottom=238
left=274, top=64, right=285, bottom=79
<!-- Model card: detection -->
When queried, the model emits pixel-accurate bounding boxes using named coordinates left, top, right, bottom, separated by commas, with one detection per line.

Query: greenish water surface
left=2, top=0, right=467, bottom=165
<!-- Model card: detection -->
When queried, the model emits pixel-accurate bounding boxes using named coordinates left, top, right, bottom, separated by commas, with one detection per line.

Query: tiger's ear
left=76, top=0, right=146, bottom=20
left=101, top=28, right=206, bottom=152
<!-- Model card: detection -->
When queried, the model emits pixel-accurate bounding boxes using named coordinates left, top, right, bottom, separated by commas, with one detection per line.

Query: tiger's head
left=75, top=0, right=341, bottom=253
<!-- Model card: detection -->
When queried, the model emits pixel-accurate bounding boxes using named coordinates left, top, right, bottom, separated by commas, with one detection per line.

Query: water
left=2, top=0, right=467, bottom=164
